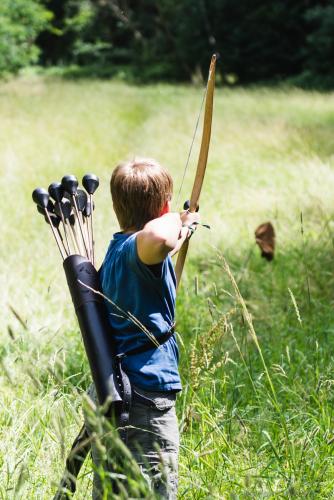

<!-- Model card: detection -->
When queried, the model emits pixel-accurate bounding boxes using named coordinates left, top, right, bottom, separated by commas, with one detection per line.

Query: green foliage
left=1, top=0, right=334, bottom=85
left=302, top=5, right=334, bottom=88
left=64, top=1, right=112, bottom=65
left=0, top=0, right=52, bottom=75
left=35, top=0, right=334, bottom=86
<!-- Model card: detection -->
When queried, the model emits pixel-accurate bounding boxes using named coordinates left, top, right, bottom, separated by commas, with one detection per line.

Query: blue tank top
left=99, top=232, right=181, bottom=392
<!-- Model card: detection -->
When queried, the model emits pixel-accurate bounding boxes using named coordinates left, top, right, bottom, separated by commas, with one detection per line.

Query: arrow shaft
left=72, top=195, right=90, bottom=259
left=90, top=194, right=95, bottom=266
left=44, top=209, right=67, bottom=259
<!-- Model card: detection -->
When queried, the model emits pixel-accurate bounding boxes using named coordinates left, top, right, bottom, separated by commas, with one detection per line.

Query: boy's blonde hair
left=111, top=158, right=173, bottom=231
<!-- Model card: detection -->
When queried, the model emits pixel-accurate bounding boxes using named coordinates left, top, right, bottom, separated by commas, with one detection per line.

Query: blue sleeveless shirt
left=99, top=232, right=181, bottom=392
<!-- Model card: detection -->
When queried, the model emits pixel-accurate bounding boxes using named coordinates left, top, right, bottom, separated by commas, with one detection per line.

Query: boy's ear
left=160, top=200, right=171, bottom=216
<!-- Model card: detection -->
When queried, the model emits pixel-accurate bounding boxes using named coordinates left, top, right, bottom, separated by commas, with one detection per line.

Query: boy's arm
left=136, top=212, right=199, bottom=265
left=169, top=210, right=200, bottom=257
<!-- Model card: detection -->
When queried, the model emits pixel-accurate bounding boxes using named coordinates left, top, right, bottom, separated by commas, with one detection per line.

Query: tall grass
left=1, top=74, right=334, bottom=497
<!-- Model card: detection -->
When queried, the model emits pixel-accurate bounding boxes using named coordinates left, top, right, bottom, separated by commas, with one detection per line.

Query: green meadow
left=1, top=74, right=334, bottom=498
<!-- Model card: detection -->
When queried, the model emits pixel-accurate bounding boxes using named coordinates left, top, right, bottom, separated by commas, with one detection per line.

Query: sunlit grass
left=1, top=74, right=334, bottom=497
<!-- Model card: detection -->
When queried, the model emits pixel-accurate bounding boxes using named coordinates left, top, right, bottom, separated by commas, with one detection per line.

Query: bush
left=303, top=5, right=334, bottom=88
left=0, top=0, right=52, bottom=75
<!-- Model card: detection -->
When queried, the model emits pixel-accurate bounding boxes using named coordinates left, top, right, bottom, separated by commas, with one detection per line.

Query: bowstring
left=174, top=80, right=208, bottom=210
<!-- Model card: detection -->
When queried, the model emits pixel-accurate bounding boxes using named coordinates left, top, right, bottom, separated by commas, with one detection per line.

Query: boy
left=88, top=158, right=199, bottom=499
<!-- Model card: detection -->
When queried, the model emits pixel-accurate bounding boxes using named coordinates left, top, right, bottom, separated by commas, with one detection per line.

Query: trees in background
left=303, top=4, right=334, bottom=88
left=0, top=0, right=51, bottom=75
left=1, top=0, right=334, bottom=87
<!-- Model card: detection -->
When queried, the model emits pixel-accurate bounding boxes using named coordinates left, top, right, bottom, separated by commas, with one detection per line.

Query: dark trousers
left=85, top=384, right=179, bottom=499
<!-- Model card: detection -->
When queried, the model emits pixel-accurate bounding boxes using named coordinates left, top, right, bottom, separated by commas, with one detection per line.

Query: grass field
left=1, top=74, right=334, bottom=498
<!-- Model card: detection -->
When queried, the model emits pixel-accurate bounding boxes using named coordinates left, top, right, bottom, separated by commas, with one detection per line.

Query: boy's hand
left=180, top=210, right=201, bottom=236
left=168, top=210, right=201, bottom=257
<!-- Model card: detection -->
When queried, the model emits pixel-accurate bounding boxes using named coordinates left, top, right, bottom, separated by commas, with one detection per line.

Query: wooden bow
left=175, top=54, right=217, bottom=289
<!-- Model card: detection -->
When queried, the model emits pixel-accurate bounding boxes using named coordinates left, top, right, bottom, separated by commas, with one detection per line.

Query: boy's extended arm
left=136, top=212, right=199, bottom=265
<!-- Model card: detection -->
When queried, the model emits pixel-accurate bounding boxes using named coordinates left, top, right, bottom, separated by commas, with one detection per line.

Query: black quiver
left=63, top=255, right=131, bottom=412
left=54, top=255, right=131, bottom=498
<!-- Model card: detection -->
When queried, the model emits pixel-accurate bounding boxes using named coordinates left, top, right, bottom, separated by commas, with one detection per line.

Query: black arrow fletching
left=82, top=174, right=99, bottom=195
left=76, top=189, right=87, bottom=212
left=48, top=182, right=64, bottom=202
left=62, top=174, right=78, bottom=195
left=54, top=199, right=72, bottom=220
left=64, top=188, right=87, bottom=212
left=48, top=213, right=61, bottom=228
left=32, top=188, right=50, bottom=208
left=83, top=199, right=95, bottom=217
left=37, top=200, right=54, bottom=216
left=69, top=213, right=76, bottom=226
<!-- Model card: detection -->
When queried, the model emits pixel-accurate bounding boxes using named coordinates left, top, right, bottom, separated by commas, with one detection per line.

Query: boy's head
left=111, top=158, right=173, bottom=231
